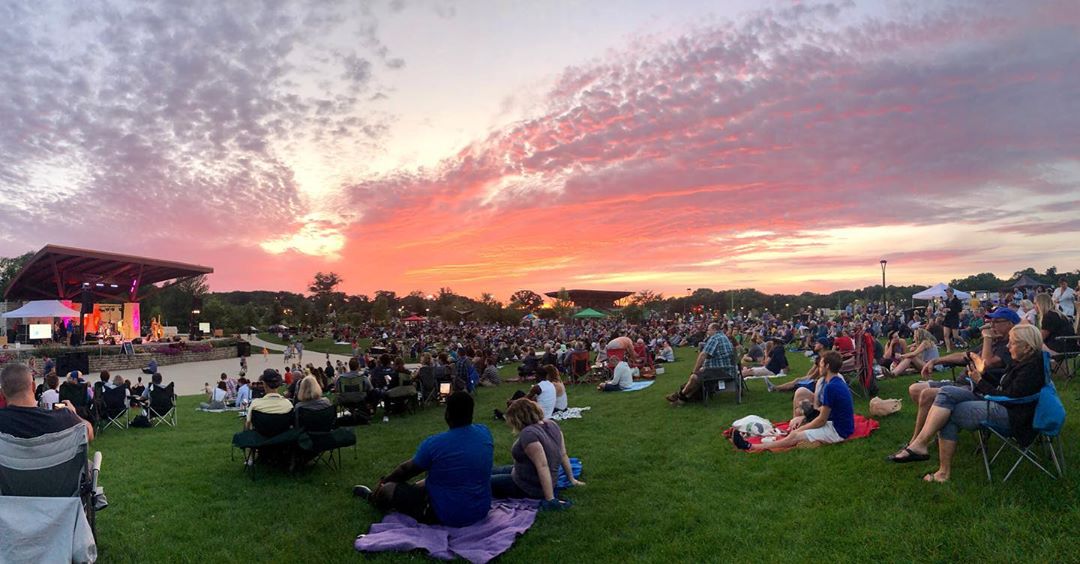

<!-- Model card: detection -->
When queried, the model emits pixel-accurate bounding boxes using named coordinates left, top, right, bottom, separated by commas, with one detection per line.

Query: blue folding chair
left=977, top=352, right=1066, bottom=482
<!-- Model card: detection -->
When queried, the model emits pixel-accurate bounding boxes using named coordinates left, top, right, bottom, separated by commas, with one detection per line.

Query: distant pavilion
left=544, top=289, right=632, bottom=310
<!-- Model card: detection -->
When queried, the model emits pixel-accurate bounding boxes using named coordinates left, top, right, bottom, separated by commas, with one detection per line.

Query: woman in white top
left=527, top=365, right=559, bottom=419
left=200, top=381, right=228, bottom=410
left=543, top=365, right=568, bottom=414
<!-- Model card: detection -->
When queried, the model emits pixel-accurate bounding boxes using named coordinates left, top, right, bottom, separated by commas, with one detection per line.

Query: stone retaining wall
left=89, top=345, right=238, bottom=372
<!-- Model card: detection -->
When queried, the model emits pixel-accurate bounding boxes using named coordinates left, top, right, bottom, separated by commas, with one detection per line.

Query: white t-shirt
left=40, top=388, right=60, bottom=409
left=1053, top=287, right=1076, bottom=317
left=211, top=387, right=227, bottom=402
left=610, top=361, right=634, bottom=389
left=535, top=380, right=556, bottom=419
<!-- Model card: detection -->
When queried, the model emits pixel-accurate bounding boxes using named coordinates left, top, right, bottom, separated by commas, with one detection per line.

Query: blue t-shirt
left=821, top=376, right=855, bottom=439
left=412, top=424, right=494, bottom=527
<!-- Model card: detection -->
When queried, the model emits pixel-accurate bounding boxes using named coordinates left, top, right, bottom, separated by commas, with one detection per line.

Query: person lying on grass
left=732, top=351, right=854, bottom=451
left=491, top=398, right=583, bottom=510
left=886, top=324, right=1045, bottom=483
left=353, top=392, right=494, bottom=527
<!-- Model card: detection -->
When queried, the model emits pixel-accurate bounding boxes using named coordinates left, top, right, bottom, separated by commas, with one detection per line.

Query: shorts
left=926, top=380, right=956, bottom=389
left=943, top=319, right=959, bottom=329
left=390, top=482, right=439, bottom=524
left=801, top=421, right=845, bottom=444
left=796, top=380, right=816, bottom=392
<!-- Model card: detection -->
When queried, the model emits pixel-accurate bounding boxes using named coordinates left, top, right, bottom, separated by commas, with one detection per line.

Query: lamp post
left=880, top=259, right=888, bottom=313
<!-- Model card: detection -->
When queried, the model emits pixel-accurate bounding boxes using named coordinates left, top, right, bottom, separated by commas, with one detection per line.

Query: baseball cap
left=985, top=308, right=1020, bottom=324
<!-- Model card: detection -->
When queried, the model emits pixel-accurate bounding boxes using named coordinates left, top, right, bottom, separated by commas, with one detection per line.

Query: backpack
left=130, top=414, right=152, bottom=428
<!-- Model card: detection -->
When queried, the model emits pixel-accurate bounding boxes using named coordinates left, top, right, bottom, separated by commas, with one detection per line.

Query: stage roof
left=4, top=244, right=213, bottom=302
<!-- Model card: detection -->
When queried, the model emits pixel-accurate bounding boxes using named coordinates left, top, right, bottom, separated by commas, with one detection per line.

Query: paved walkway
left=101, top=337, right=355, bottom=397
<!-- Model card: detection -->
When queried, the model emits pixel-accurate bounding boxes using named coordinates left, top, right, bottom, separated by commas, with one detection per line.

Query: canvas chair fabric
left=0, top=425, right=97, bottom=563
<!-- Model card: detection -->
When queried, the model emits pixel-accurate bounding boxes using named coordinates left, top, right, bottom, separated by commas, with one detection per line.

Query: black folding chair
left=232, top=411, right=300, bottom=479
left=98, top=383, right=130, bottom=432
left=701, top=366, right=742, bottom=405
left=147, top=383, right=177, bottom=427
left=59, top=382, right=94, bottom=424
left=297, top=405, right=356, bottom=471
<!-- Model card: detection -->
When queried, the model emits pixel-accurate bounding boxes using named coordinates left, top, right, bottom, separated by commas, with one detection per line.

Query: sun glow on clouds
left=260, top=217, right=347, bottom=260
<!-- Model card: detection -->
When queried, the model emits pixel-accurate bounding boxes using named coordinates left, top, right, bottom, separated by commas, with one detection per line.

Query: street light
left=880, top=259, right=888, bottom=312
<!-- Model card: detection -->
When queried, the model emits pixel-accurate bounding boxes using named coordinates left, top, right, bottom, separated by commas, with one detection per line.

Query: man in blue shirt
left=734, top=351, right=855, bottom=450
left=353, top=392, right=493, bottom=527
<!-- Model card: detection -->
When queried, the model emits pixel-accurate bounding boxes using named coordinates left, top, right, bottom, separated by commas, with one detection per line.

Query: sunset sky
left=2, top=1, right=1078, bottom=301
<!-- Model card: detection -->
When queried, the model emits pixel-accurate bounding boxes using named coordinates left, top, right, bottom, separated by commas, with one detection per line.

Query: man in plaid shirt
left=666, top=322, right=735, bottom=405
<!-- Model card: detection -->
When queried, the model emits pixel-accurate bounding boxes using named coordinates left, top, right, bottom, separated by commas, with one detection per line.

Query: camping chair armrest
left=983, top=393, right=1039, bottom=406
left=91, top=451, right=102, bottom=491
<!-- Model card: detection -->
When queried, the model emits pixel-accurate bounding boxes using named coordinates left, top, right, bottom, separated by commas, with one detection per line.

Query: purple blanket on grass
left=354, top=498, right=540, bottom=563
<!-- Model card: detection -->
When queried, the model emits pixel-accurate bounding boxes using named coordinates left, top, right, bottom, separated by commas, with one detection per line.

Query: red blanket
left=723, top=415, right=880, bottom=452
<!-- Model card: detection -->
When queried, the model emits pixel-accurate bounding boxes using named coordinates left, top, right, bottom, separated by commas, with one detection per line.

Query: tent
left=573, top=308, right=607, bottom=319
left=1010, top=274, right=1045, bottom=289
left=911, top=283, right=971, bottom=301
left=1, top=300, right=81, bottom=319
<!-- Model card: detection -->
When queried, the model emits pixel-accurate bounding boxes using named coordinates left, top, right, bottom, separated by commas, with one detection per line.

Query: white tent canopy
left=911, top=283, right=971, bottom=301
left=1, top=300, right=81, bottom=319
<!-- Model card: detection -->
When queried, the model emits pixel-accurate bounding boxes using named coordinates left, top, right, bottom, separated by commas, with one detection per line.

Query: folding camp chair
left=977, top=352, right=1067, bottom=482
left=569, top=351, right=591, bottom=384
left=0, top=424, right=103, bottom=563
left=415, top=367, right=439, bottom=406
left=335, top=376, right=370, bottom=423
left=701, top=366, right=742, bottom=405
left=97, top=383, right=130, bottom=432
left=59, top=382, right=95, bottom=425
left=296, top=405, right=356, bottom=471
left=147, top=383, right=177, bottom=427
left=232, top=411, right=300, bottom=479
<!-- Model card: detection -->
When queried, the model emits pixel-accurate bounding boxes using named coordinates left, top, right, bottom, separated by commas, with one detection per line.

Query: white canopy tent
left=911, top=283, right=971, bottom=301
left=1, top=300, right=81, bottom=319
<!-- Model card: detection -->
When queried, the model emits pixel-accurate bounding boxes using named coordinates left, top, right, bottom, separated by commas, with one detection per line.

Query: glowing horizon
left=1, top=1, right=1078, bottom=302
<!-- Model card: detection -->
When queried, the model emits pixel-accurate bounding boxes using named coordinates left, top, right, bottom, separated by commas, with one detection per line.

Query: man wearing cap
left=0, top=363, right=95, bottom=441
left=244, top=369, right=292, bottom=430
left=889, top=307, right=1018, bottom=462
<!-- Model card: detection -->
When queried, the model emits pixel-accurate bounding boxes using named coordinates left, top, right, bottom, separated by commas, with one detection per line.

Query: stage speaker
left=56, top=352, right=90, bottom=377
left=80, top=288, right=94, bottom=316
left=132, top=337, right=143, bottom=345
left=237, top=341, right=251, bottom=357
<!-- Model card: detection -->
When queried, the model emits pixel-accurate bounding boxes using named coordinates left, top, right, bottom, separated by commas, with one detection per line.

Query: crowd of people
left=0, top=280, right=1076, bottom=542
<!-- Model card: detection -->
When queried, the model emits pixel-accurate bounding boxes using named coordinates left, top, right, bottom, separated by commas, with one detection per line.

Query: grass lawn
left=90, top=347, right=1080, bottom=562
left=256, top=332, right=370, bottom=356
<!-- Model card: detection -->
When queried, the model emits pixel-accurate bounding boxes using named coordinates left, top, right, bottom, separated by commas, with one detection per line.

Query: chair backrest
left=58, top=382, right=88, bottom=407
left=0, top=424, right=88, bottom=497
left=1034, top=352, right=1066, bottom=436
left=149, top=383, right=175, bottom=412
left=297, top=405, right=336, bottom=433
left=571, top=351, right=590, bottom=375
left=251, top=410, right=294, bottom=437
left=337, top=375, right=367, bottom=404
left=417, top=366, right=436, bottom=389
left=103, top=384, right=129, bottom=411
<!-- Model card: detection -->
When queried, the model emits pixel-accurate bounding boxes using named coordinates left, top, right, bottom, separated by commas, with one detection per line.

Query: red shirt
left=284, top=371, right=294, bottom=385
left=833, top=336, right=855, bottom=353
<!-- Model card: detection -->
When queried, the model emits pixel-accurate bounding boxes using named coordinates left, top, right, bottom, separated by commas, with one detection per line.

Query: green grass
left=91, top=348, right=1080, bottom=562
left=257, top=332, right=370, bottom=356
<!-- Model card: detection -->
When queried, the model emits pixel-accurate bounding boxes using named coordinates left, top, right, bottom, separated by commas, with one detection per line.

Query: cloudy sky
left=2, top=0, right=1078, bottom=300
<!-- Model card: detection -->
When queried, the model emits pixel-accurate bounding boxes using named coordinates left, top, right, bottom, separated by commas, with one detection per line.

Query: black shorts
left=390, top=482, right=439, bottom=524
left=943, top=318, right=959, bottom=329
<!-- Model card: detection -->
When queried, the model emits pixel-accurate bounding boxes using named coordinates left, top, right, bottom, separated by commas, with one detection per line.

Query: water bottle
left=382, top=400, right=389, bottom=423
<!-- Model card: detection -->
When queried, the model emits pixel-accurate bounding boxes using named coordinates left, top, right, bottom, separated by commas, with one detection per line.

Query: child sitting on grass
left=733, top=350, right=854, bottom=451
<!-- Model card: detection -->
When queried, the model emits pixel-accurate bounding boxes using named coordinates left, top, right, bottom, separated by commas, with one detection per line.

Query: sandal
left=922, top=472, right=948, bottom=483
left=887, top=447, right=930, bottom=463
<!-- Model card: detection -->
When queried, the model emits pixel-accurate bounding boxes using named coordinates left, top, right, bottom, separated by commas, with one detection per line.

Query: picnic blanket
left=723, top=415, right=879, bottom=452
left=622, top=381, right=655, bottom=392
left=196, top=406, right=244, bottom=413
left=355, top=498, right=540, bottom=563
left=551, top=407, right=590, bottom=421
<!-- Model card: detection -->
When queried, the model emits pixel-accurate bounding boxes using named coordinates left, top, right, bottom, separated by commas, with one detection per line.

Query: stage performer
left=150, top=316, right=164, bottom=342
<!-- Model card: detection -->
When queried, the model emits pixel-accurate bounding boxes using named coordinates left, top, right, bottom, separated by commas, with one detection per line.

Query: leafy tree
left=509, top=290, right=544, bottom=312
left=550, top=288, right=575, bottom=319
left=0, top=251, right=34, bottom=295
left=308, top=272, right=342, bottom=295
left=371, top=295, right=390, bottom=322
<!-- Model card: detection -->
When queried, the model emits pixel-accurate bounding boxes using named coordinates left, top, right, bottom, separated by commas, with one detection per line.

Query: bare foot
left=922, top=471, right=949, bottom=483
